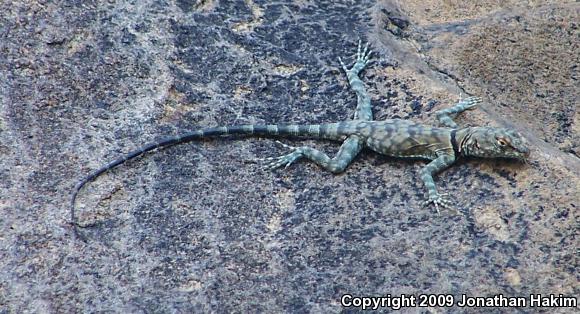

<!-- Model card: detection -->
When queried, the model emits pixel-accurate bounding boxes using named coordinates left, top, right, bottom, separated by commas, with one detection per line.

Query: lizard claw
left=423, top=193, right=457, bottom=214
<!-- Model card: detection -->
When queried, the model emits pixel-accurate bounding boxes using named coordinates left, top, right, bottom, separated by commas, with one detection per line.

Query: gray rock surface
left=1, top=0, right=577, bottom=312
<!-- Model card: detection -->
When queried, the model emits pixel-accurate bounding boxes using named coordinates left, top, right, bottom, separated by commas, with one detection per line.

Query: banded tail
left=70, top=122, right=350, bottom=234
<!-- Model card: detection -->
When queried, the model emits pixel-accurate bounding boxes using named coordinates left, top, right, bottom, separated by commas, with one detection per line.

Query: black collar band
left=450, top=129, right=461, bottom=158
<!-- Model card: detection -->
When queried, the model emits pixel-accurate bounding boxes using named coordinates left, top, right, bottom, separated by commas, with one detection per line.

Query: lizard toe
left=424, top=193, right=456, bottom=215
left=359, top=42, right=369, bottom=60
left=274, top=140, right=297, bottom=150
left=463, top=96, right=482, bottom=108
left=338, top=56, right=349, bottom=72
left=261, top=150, right=303, bottom=171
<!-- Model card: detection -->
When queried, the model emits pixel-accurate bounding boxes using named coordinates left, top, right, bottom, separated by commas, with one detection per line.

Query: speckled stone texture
left=0, top=0, right=577, bottom=312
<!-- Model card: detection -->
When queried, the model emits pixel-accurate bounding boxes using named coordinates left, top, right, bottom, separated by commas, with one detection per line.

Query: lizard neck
left=454, top=127, right=478, bottom=157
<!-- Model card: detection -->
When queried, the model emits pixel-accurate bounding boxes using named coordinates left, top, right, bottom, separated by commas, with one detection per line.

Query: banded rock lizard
left=71, top=42, right=530, bottom=233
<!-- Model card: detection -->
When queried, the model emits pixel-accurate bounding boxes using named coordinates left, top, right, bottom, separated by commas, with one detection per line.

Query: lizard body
left=71, top=42, right=529, bottom=234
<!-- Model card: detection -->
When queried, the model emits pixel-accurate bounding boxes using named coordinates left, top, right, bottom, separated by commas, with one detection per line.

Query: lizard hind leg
left=255, top=41, right=374, bottom=174
left=339, top=40, right=374, bottom=121
left=257, top=136, right=364, bottom=174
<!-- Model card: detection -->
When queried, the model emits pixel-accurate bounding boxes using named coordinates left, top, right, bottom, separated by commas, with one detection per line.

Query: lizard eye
left=497, top=138, right=508, bottom=147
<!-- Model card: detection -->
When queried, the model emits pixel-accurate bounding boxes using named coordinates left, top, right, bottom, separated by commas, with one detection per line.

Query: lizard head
left=461, top=127, right=530, bottom=161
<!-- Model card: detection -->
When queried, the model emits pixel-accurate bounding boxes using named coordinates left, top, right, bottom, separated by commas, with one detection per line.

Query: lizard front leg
left=435, top=96, right=481, bottom=128
left=419, top=154, right=456, bottom=213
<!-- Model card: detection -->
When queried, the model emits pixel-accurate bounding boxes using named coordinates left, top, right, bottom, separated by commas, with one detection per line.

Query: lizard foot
left=423, top=193, right=457, bottom=214
left=255, top=141, right=304, bottom=170
left=339, top=40, right=372, bottom=75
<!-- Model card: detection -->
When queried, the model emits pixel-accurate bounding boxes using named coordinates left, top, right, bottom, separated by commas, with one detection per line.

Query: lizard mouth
left=517, top=150, right=530, bottom=163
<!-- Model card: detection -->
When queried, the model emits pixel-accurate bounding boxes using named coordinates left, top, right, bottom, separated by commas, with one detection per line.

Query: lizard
left=70, top=41, right=530, bottom=234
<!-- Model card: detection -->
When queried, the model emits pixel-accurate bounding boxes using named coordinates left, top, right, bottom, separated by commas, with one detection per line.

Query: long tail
left=70, top=122, right=348, bottom=236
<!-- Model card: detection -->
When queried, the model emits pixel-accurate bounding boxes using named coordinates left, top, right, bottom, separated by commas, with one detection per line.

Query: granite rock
left=0, top=0, right=577, bottom=312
